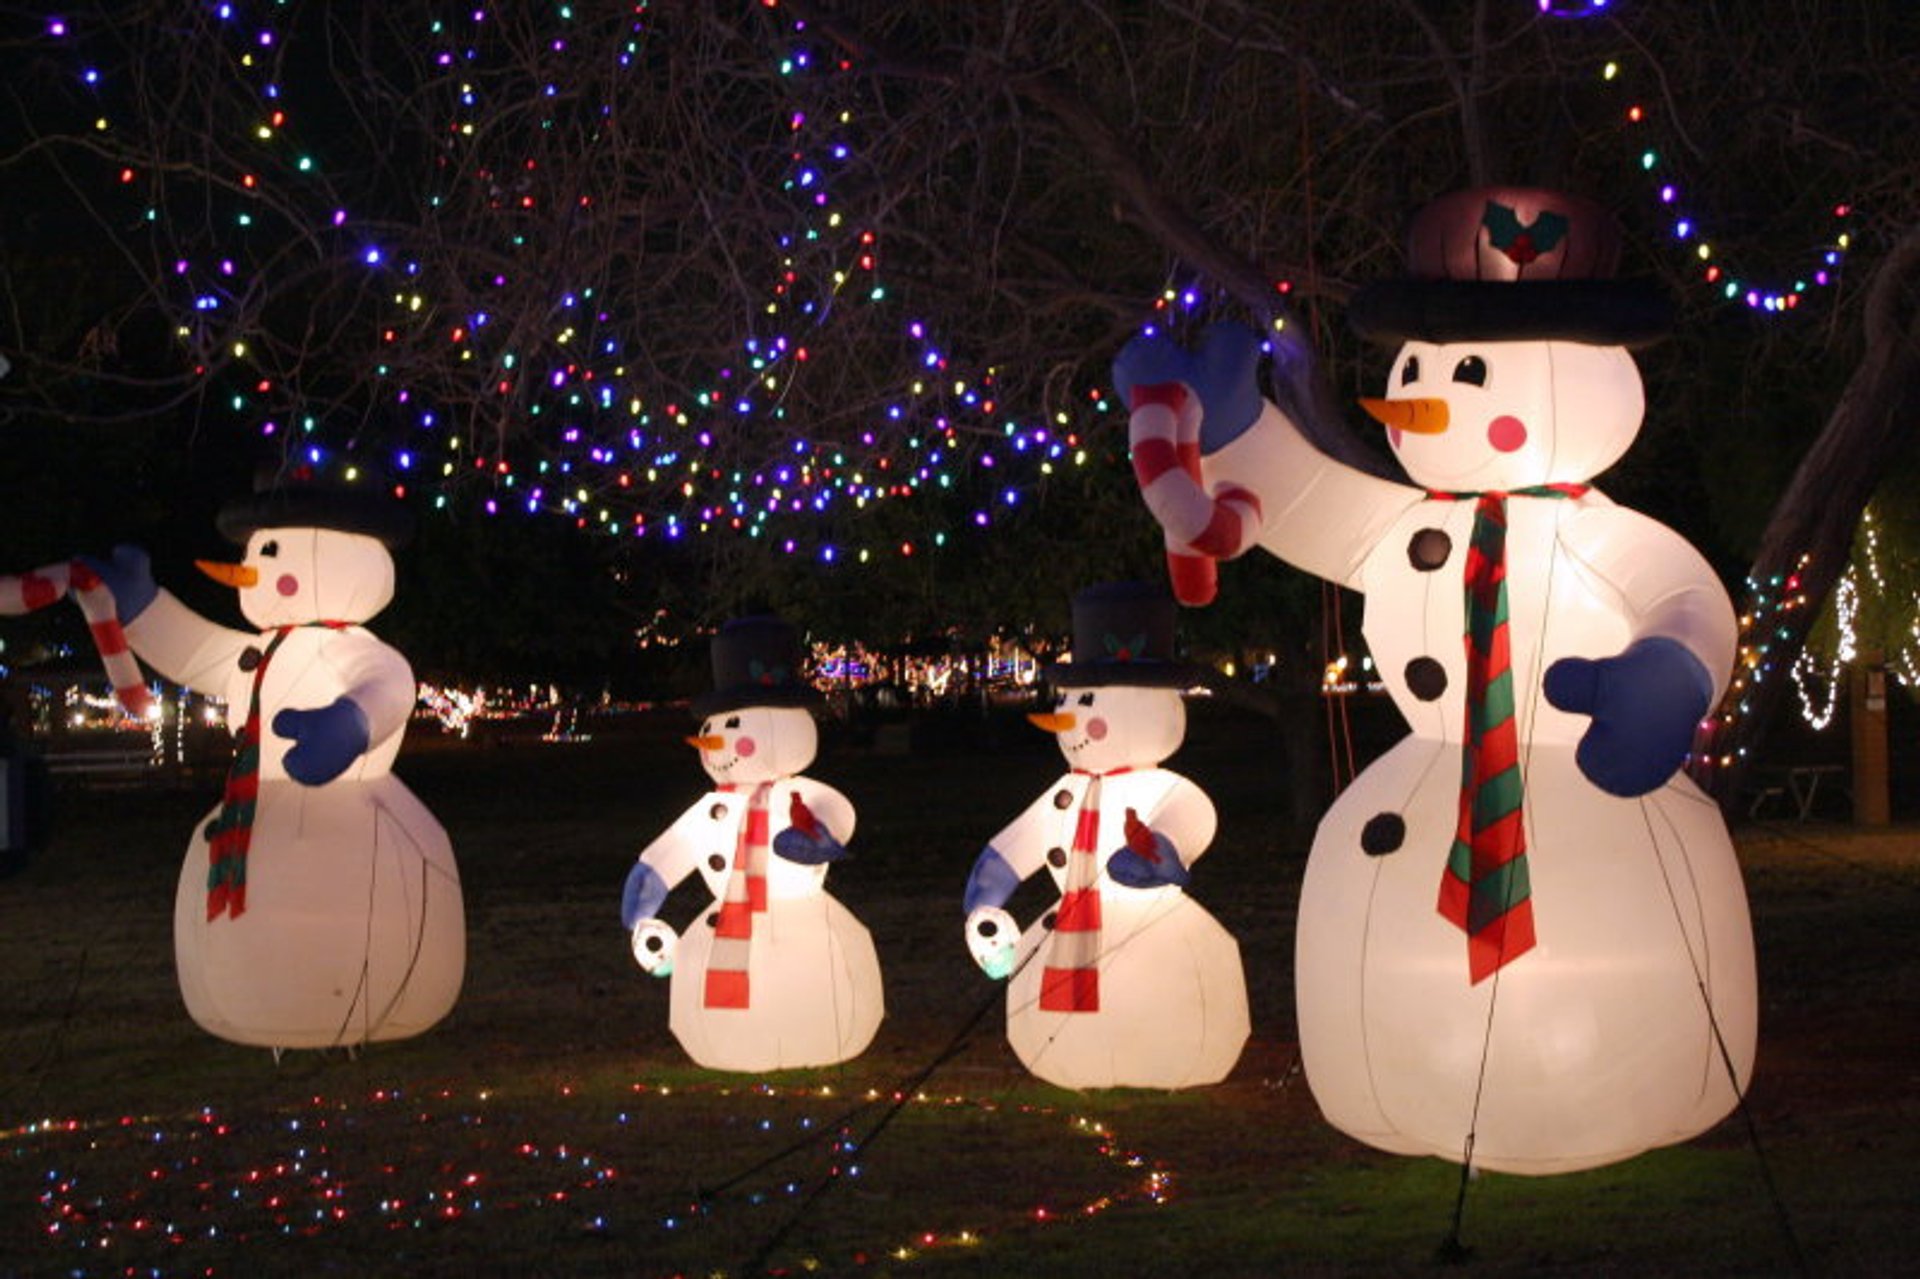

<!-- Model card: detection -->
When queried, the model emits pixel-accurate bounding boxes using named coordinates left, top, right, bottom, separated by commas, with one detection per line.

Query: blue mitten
left=772, top=824, right=846, bottom=865
left=1106, top=808, right=1192, bottom=888
left=80, top=545, right=159, bottom=624
left=1543, top=637, right=1713, bottom=798
left=621, top=861, right=667, bottom=930
left=963, top=846, right=1021, bottom=914
left=1112, top=321, right=1265, bottom=451
left=272, top=697, right=371, bottom=785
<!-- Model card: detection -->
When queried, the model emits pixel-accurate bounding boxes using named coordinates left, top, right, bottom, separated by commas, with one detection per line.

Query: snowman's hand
left=621, top=860, right=668, bottom=930
left=963, top=845, right=1021, bottom=914
left=1544, top=637, right=1713, bottom=798
left=78, top=545, right=158, bottom=624
left=1112, top=321, right=1264, bottom=452
left=1107, top=810, right=1190, bottom=889
left=272, top=697, right=370, bottom=786
left=773, top=817, right=846, bottom=865
left=629, top=918, right=677, bottom=978
left=965, top=906, right=1019, bottom=980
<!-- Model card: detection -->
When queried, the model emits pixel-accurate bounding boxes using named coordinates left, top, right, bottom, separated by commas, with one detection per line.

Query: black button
left=708, top=854, right=727, bottom=872
left=1047, top=847, right=1068, bottom=868
left=977, top=918, right=999, bottom=939
left=1361, top=813, right=1406, bottom=856
left=203, top=820, right=220, bottom=841
left=1408, top=528, right=1452, bottom=571
left=1042, top=911, right=1058, bottom=930
left=1053, top=789, right=1074, bottom=810
left=710, top=802, right=728, bottom=820
left=238, top=647, right=263, bottom=672
left=706, top=912, right=719, bottom=927
left=1405, top=657, right=1448, bottom=701
left=644, top=934, right=664, bottom=952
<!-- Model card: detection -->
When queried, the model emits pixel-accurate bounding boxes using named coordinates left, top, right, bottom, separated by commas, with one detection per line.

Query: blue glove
left=1112, top=321, right=1265, bottom=452
left=1543, top=637, right=1713, bottom=798
left=963, top=846, right=1021, bottom=914
left=80, top=546, right=159, bottom=624
left=772, top=824, right=847, bottom=865
left=621, top=861, right=667, bottom=930
left=1107, top=810, right=1192, bottom=888
left=272, top=696, right=371, bottom=786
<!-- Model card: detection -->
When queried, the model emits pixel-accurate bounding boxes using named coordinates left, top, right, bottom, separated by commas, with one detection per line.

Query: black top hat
left=1049, top=581, right=1200, bottom=690
left=693, top=615, right=822, bottom=717
left=216, top=472, right=416, bottom=548
left=1348, top=187, right=1672, bottom=348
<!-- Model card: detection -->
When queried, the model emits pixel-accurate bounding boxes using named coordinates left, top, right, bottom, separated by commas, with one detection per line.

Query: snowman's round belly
left=173, top=778, right=464, bottom=1049
left=1296, top=736, right=1756, bottom=1173
left=666, top=889, right=883, bottom=1072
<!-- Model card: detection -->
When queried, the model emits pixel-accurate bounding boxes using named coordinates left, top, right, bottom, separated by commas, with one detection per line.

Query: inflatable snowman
left=621, top=615, right=882, bottom=1072
left=1114, top=189, right=1756, bottom=1172
left=87, top=481, right=463, bottom=1049
left=963, top=581, right=1248, bottom=1090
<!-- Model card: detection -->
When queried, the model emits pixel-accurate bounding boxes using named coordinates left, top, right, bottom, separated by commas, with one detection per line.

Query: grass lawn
left=1, top=702, right=1914, bottom=1276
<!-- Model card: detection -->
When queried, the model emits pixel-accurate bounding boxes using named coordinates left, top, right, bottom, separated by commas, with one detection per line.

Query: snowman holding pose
left=87, top=481, right=463, bottom=1050
left=621, top=615, right=882, bottom=1072
left=1114, top=189, right=1756, bottom=1172
left=964, top=582, right=1248, bottom=1090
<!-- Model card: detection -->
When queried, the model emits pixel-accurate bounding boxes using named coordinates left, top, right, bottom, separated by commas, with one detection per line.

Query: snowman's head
left=207, top=526, right=395, bottom=629
left=1366, top=339, right=1643, bottom=493
left=1030, top=684, right=1185, bottom=773
left=690, top=704, right=817, bottom=785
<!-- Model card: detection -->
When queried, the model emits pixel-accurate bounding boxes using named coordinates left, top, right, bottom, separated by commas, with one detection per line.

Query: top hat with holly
left=215, top=466, right=416, bottom=549
left=694, top=614, right=823, bottom=717
left=1049, top=581, right=1202, bottom=690
left=1348, top=186, right=1672, bottom=348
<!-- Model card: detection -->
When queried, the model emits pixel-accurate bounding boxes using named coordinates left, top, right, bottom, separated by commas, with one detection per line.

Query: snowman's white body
left=985, top=689, right=1247, bottom=1090
left=126, top=528, right=462, bottom=1049
left=1187, top=339, right=1755, bottom=1171
left=633, top=708, right=881, bottom=1072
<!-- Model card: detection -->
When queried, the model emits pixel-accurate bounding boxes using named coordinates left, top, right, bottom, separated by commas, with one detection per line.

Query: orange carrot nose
left=1358, top=396, right=1450, bottom=434
left=1027, top=712, right=1076, bottom=734
left=195, top=559, right=260, bottom=589
left=686, top=734, right=726, bottom=752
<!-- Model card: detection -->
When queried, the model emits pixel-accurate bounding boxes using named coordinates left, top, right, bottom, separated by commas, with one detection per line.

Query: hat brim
left=1048, top=660, right=1201, bottom=690
left=691, top=684, right=823, bottom=719
left=1349, top=279, right=1673, bottom=348
left=217, top=488, right=416, bottom=548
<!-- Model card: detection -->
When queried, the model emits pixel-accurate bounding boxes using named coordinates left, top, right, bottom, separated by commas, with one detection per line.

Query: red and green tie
left=205, top=627, right=292, bottom=920
left=1433, top=485, right=1585, bottom=984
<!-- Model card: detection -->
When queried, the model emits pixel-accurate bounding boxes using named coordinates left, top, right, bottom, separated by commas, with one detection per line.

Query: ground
left=0, top=702, right=1914, bottom=1277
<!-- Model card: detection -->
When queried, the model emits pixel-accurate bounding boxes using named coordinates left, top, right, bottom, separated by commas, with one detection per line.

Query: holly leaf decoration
left=1482, top=200, right=1569, bottom=268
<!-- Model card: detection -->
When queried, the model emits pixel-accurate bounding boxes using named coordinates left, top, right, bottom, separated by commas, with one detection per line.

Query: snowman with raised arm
left=85, top=479, right=464, bottom=1050
left=621, top=615, right=882, bottom=1072
left=1114, top=188, right=1756, bottom=1172
left=963, top=581, right=1248, bottom=1090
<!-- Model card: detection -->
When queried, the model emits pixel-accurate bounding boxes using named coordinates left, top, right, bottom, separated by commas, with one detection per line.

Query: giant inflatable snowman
left=964, top=581, right=1248, bottom=1090
left=88, top=481, right=464, bottom=1049
left=1114, top=189, right=1756, bottom=1172
left=621, top=615, right=882, bottom=1072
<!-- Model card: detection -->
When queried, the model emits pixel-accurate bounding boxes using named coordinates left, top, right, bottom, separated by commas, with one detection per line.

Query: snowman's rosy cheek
left=1389, top=427, right=1404, bottom=450
left=734, top=736, right=757, bottom=758
left=1086, top=717, right=1108, bottom=741
left=276, top=574, right=299, bottom=597
left=1487, top=415, right=1528, bottom=453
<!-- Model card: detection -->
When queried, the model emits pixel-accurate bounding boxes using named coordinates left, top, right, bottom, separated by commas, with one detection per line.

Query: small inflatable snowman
left=621, top=615, right=882, bottom=1072
left=1114, top=189, right=1757, bottom=1172
left=963, top=582, right=1248, bottom=1090
left=87, top=480, right=463, bottom=1050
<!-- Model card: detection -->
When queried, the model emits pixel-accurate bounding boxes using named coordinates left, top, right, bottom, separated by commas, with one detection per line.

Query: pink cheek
left=734, top=737, right=757, bottom=758
left=1488, top=415, right=1528, bottom=453
left=1086, top=718, right=1108, bottom=741
left=1388, top=427, right=1404, bottom=450
left=276, top=574, right=299, bottom=597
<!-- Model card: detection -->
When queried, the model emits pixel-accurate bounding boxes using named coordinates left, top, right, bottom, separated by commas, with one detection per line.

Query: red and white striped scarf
left=1, top=561, right=149, bottom=717
left=704, top=781, right=773, bottom=1009
left=1039, top=769, right=1133, bottom=1013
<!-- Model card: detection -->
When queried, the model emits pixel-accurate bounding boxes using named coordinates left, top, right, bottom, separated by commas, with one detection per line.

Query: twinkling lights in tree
left=1693, top=553, right=1815, bottom=770
left=1790, top=507, right=1920, bottom=729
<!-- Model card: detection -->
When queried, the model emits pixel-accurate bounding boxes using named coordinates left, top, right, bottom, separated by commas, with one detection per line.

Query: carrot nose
left=1358, top=396, right=1450, bottom=434
left=1028, top=712, right=1076, bottom=734
left=686, top=734, right=726, bottom=752
left=196, top=559, right=260, bottom=588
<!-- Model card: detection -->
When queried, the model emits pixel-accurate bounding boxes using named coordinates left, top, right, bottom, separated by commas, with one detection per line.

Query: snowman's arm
left=622, top=800, right=712, bottom=926
left=1558, top=507, right=1737, bottom=698
left=1132, top=774, right=1217, bottom=867
left=317, top=631, right=418, bottom=746
left=1201, top=402, right=1425, bottom=589
left=122, top=589, right=253, bottom=691
left=963, top=790, right=1057, bottom=912
left=773, top=778, right=854, bottom=863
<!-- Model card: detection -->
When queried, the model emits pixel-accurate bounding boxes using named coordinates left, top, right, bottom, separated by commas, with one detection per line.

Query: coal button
left=1047, top=847, right=1068, bottom=868
left=1361, top=813, right=1406, bottom=856
left=1405, top=657, right=1448, bottom=701
left=1408, top=528, right=1452, bottom=571
left=238, top=647, right=263, bottom=672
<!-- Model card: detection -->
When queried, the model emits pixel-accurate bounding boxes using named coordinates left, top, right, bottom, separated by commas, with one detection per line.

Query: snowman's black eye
left=724, top=715, right=740, bottom=729
left=1452, top=356, right=1487, bottom=386
left=1077, top=692, right=1095, bottom=707
left=1399, top=356, right=1421, bottom=386
left=259, top=540, right=280, bottom=557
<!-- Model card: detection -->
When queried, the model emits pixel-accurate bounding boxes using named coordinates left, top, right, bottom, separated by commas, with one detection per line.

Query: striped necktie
left=705, top=782, right=772, bottom=1009
left=1433, top=485, right=1586, bottom=983
left=205, top=626, right=292, bottom=920
left=1039, top=768, right=1132, bottom=1013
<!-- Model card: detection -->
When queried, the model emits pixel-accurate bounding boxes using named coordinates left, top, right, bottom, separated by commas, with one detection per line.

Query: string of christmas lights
left=1790, top=507, right=1920, bottom=729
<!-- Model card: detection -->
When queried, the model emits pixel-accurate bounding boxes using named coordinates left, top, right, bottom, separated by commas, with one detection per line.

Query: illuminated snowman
left=1114, top=189, right=1756, bottom=1171
left=963, top=582, right=1247, bottom=1090
left=621, top=615, right=882, bottom=1072
left=87, top=481, right=463, bottom=1049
